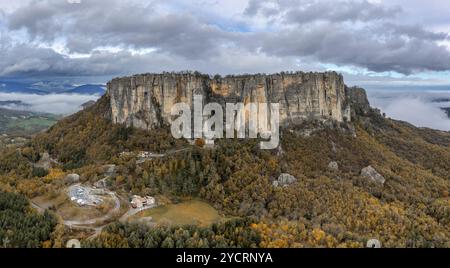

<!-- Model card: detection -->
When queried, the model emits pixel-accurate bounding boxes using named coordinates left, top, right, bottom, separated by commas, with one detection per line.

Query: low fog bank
left=366, top=88, right=450, bottom=131
left=0, top=92, right=101, bottom=115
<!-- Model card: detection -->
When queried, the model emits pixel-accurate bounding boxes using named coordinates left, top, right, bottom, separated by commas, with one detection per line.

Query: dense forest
left=0, top=191, right=57, bottom=248
left=85, top=218, right=261, bottom=248
left=0, top=94, right=449, bottom=248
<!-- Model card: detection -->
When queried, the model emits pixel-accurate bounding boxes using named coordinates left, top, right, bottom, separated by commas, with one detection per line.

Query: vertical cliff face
left=107, top=71, right=351, bottom=130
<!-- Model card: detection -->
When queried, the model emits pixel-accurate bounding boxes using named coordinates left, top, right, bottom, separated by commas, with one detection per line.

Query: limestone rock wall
left=345, top=86, right=371, bottom=117
left=107, top=71, right=351, bottom=130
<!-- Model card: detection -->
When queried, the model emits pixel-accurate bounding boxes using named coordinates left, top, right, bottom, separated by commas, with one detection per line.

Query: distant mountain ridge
left=63, top=84, right=106, bottom=95
left=0, top=81, right=106, bottom=95
left=0, top=81, right=48, bottom=95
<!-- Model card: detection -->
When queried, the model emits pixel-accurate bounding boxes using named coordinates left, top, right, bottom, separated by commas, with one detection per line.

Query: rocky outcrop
left=361, top=166, right=385, bottom=185
left=94, top=178, right=109, bottom=189
left=34, top=152, right=59, bottom=170
left=107, top=71, right=352, bottom=130
left=102, top=164, right=116, bottom=176
left=66, top=173, right=80, bottom=184
left=345, top=86, right=371, bottom=117
left=273, top=173, right=297, bottom=187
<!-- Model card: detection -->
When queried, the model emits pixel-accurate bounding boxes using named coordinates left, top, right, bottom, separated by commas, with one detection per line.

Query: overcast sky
left=1, top=0, right=450, bottom=86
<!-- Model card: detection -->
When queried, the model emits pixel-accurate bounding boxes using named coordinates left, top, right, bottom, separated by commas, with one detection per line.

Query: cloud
left=0, top=0, right=450, bottom=78
left=368, top=89, right=450, bottom=131
left=6, top=0, right=231, bottom=58
left=257, top=23, right=450, bottom=75
left=0, top=92, right=99, bottom=114
left=386, top=23, right=449, bottom=41
left=245, top=0, right=402, bottom=23
left=0, top=41, right=307, bottom=78
left=343, top=72, right=450, bottom=87
left=382, top=98, right=450, bottom=130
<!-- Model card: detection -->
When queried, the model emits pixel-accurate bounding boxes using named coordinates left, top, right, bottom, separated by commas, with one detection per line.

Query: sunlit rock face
left=107, top=71, right=352, bottom=130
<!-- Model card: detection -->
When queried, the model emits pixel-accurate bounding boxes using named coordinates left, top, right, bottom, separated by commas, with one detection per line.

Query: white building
left=131, top=195, right=156, bottom=209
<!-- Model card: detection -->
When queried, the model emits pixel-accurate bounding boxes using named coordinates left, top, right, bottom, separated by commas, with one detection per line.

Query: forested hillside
left=0, top=191, right=57, bottom=248
left=0, top=94, right=449, bottom=248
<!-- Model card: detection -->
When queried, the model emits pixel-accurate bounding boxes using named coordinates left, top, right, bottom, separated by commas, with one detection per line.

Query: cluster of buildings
left=131, top=195, right=156, bottom=209
left=187, top=139, right=215, bottom=148
left=120, top=151, right=164, bottom=163
left=119, top=151, right=133, bottom=157
left=138, top=151, right=164, bottom=158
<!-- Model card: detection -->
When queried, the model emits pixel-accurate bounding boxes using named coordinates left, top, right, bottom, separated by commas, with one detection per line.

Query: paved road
left=30, top=201, right=45, bottom=213
left=64, top=190, right=121, bottom=227
left=30, top=190, right=121, bottom=239
left=31, top=192, right=159, bottom=240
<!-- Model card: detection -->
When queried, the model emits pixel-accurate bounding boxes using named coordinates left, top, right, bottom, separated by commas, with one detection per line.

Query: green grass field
left=1, top=108, right=59, bottom=136
left=7, top=117, right=57, bottom=131
left=137, top=200, right=223, bottom=227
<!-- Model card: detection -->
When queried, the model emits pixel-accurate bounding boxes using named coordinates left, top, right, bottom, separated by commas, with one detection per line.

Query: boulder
left=273, top=173, right=297, bottom=187
left=328, top=161, right=339, bottom=171
left=66, top=173, right=80, bottom=184
left=361, top=166, right=385, bottom=185
left=103, top=164, right=116, bottom=176
left=366, top=239, right=382, bottom=248
left=35, top=152, right=52, bottom=170
left=66, top=239, right=81, bottom=248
